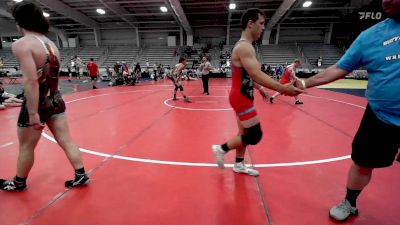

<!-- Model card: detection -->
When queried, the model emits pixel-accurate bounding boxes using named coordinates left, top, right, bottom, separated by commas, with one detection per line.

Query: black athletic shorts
left=352, top=104, right=400, bottom=168
left=18, top=91, right=66, bottom=127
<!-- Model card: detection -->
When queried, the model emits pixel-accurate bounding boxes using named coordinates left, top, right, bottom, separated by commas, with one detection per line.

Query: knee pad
left=179, top=85, right=183, bottom=91
left=174, top=86, right=179, bottom=91
left=241, top=124, right=263, bottom=145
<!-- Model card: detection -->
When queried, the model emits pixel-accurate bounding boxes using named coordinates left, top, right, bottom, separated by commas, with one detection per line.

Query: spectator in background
left=317, top=56, right=323, bottom=67
left=68, top=56, right=75, bottom=82
left=157, top=64, right=164, bottom=79
left=67, top=65, right=72, bottom=82
left=261, top=64, right=266, bottom=73
left=134, top=63, right=141, bottom=83
left=266, top=64, right=272, bottom=75
left=74, top=56, right=83, bottom=78
left=0, top=83, right=23, bottom=107
left=199, top=56, right=213, bottom=95
left=86, top=58, right=99, bottom=89
left=153, top=63, right=158, bottom=80
left=0, top=57, right=4, bottom=71
left=105, top=65, right=112, bottom=79
left=274, top=64, right=283, bottom=77
left=0, top=81, right=6, bottom=110
left=121, top=62, right=128, bottom=74
left=114, top=61, right=120, bottom=76
left=120, top=62, right=129, bottom=84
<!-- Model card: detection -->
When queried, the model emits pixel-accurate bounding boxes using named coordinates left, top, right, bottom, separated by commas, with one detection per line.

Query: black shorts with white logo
left=352, top=104, right=400, bottom=168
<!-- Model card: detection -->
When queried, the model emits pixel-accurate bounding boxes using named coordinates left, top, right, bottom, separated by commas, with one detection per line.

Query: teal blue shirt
left=337, top=18, right=400, bottom=126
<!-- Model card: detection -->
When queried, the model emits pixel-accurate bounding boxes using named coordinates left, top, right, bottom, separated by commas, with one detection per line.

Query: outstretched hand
left=294, top=78, right=306, bottom=90
left=281, top=80, right=306, bottom=96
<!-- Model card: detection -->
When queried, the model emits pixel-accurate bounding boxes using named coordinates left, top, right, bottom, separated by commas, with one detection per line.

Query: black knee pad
left=174, top=86, right=179, bottom=91
left=241, top=124, right=263, bottom=145
left=179, top=85, right=183, bottom=91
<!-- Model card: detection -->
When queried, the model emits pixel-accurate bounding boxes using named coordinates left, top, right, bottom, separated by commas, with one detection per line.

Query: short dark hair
left=12, top=2, right=49, bottom=34
left=241, top=8, right=265, bottom=30
left=179, top=57, right=187, bottom=63
left=90, top=58, right=94, bottom=61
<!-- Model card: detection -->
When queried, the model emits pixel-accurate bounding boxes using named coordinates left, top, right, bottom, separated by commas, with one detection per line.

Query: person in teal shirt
left=298, top=0, right=400, bottom=221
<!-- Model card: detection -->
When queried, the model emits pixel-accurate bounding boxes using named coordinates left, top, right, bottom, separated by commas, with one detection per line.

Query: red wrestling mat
left=0, top=79, right=398, bottom=225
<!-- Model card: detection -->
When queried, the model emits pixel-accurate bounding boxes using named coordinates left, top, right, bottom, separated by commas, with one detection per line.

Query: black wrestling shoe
left=0, top=178, right=27, bottom=191
left=295, top=100, right=304, bottom=105
left=65, top=174, right=90, bottom=188
left=269, top=97, right=274, bottom=103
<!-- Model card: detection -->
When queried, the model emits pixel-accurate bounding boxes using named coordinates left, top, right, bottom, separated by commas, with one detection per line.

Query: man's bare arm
left=304, top=65, right=350, bottom=88
left=238, top=43, right=304, bottom=96
left=12, top=40, right=40, bottom=116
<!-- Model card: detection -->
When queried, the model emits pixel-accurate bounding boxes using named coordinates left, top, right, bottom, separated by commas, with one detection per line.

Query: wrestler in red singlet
left=229, top=41, right=257, bottom=121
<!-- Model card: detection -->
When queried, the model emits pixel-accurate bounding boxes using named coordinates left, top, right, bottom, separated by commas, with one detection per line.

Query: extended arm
left=12, top=40, right=44, bottom=129
left=304, top=65, right=350, bottom=88
left=239, top=43, right=304, bottom=96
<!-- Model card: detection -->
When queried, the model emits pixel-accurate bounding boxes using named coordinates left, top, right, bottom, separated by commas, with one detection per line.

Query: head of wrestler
left=179, top=56, right=187, bottom=65
left=241, top=8, right=266, bottom=42
left=293, top=59, right=301, bottom=68
left=382, top=0, right=400, bottom=19
left=202, top=57, right=207, bottom=62
left=12, top=2, right=49, bottom=35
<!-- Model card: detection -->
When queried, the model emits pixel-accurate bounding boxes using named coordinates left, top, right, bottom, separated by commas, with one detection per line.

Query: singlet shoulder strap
left=32, top=35, right=60, bottom=97
left=32, top=35, right=59, bottom=64
left=32, top=35, right=50, bottom=59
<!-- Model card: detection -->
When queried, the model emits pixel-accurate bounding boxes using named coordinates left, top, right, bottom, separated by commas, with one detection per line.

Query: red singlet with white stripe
left=279, top=64, right=295, bottom=84
left=229, top=39, right=257, bottom=121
